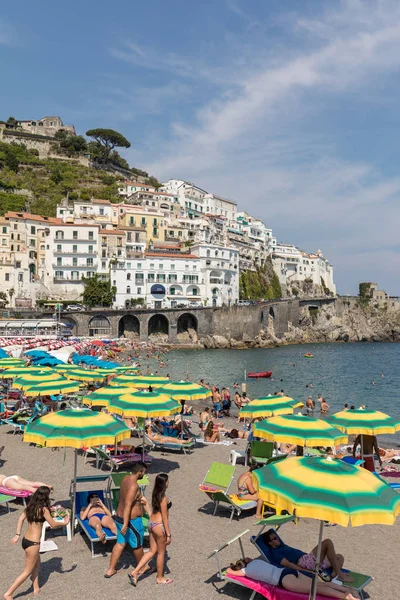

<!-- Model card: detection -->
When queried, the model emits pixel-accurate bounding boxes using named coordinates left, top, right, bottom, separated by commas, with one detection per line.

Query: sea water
left=166, top=342, right=400, bottom=445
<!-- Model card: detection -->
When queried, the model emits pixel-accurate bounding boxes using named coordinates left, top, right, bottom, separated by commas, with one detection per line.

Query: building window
left=71, top=271, right=79, bottom=280
left=5, top=273, right=10, bottom=281
left=18, top=273, right=23, bottom=282
left=55, top=271, right=63, bottom=279
left=16, top=261, right=21, bottom=268
left=178, top=231, right=182, bottom=237
left=137, top=263, right=142, bottom=269
left=73, top=258, right=78, bottom=266
left=57, top=258, right=62, bottom=266
left=87, top=258, right=93, bottom=267
left=102, top=261, right=106, bottom=270
left=127, top=273, right=131, bottom=280
left=157, top=274, right=166, bottom=282
left=170, top=287, right=176, bottom=295
left=126, top=286, right=131, bottom=294
left=99, top=208, right=104, bottom=215
left=57, top=244, right=62, bottom=252
left=153, top=228, right=158, bottom=237
left=148, top=273, right=155, bottom=282
left=192, top=287, right=199, bottom=296
left=150, top=263, right=154, bottom=269
left=130, top=216, right=135, bottom=225
left=89, top=231, right=94, bottom=240
left=30, top=239, right=35, bottom=247
left=159, top=264, right=163, bottom=270
left=88, top=245, right=93, bottom=253
left=141, top=217, right=146, bottom=225
left=2, top=239, right=6, bottom=246
left=137, top=287, right=142, bottom=294
left=31, top=226, right=36, bottom=234
left=2, top=226, right=6, bottom=233
left=171, top=264, right=175, bottom=270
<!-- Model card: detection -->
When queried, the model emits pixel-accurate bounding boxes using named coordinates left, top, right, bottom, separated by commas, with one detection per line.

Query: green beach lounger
left=0, top=493, right=13, bottom=513
left=200, top=462, right=238, bottom=517
left=249, top=441, right=274, bottom=465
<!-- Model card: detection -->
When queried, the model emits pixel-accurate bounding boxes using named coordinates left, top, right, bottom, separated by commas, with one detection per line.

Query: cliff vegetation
left=239, top=256, right=282, bottom=300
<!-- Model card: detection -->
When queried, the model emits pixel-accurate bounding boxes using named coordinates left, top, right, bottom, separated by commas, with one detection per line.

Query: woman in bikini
left=0, top=474, right=53, bottom=494
left=128, top=473, right=172, bottom=586
left=4, top=486, right=69, bottom=600
left=237, top=465, right=264, bottom=519
left=204, top=420, right=221, bottom=443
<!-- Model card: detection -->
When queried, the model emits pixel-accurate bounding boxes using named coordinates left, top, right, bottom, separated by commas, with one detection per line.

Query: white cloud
left=119, top=0, right=400, bottom=293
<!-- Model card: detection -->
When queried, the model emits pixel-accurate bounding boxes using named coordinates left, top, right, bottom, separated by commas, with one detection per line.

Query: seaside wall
left=56, top=299, right=302, bottom=342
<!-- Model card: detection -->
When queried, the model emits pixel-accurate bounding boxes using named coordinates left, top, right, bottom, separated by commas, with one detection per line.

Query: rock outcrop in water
left=196, top=298, right=400, bottom=348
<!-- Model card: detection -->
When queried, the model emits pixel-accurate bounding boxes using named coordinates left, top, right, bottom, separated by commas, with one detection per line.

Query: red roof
left=5, top=212, right=61, bottom=224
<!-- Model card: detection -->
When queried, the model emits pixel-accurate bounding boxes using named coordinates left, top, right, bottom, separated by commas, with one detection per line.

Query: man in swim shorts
left=105, top=462, right=149, bottom=578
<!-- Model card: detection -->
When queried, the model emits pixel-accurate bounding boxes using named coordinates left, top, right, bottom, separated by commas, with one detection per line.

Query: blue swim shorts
left=114, top=515, right=144, bottom=549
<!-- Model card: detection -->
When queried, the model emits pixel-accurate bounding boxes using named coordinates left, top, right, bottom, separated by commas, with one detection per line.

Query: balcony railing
left=210, top=278, right=222, bottom=284
left=54, top=250, right=97, bottom=255
left=126, top=252, right=144, bottom=258
left=54, top=238, right=97, bottom=243
left=53, top=277, right=82, bottom=283
left=53, top=263, right=97, bottom=268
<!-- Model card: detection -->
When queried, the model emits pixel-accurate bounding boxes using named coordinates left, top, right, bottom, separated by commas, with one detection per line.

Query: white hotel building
left=112, top=244, right=239, bottom=310
left=272, top=243, right=336, bottom=294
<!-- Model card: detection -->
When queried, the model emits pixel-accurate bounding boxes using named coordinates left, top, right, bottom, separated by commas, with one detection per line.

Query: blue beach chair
left=75, top=490, right=116, bottom=558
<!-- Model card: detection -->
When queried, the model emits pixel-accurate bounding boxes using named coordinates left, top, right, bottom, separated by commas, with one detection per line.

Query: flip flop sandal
left=128, top=573, right=137, bottom=587
left=157, top=578, right=173, bottom=585
left=104, top=570, right=120, bottom=579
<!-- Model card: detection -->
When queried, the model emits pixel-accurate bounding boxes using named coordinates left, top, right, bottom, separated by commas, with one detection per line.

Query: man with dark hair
left=105, top=462, right=149, bottom=578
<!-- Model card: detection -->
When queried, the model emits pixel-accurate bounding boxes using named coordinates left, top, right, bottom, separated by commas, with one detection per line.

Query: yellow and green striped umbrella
left=63, top=369, right=106, bottom=383
left=240, top=395, right=303, bottom=419
left=0, top=366, right=52, bottom=379
left=23, top=408, right=131, bottom=448
left=253, top=414, right=348, bottom=446
left=99, top=366, right=139, bottom=373
left=253, top=455, right=400, bottom=527
left=109, top=374, right=169, bottom=389
left=53, top=364, right=83, bottom=372
left=82, top=386, right=139, bottom=408
left=157, top=381, right=212, bottom=401
left=13, top=372, right=65, bottom=390
left=0, top=358, right=26, bottom=368
left=111, top=390, right=181, bottom=418
left=23, top=379, right=81, bottom=397
left=327, top=409, right=400, bottom=436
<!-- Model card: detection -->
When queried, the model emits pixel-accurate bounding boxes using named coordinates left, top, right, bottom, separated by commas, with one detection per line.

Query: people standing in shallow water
left=4, top=486, right=69, bottom=600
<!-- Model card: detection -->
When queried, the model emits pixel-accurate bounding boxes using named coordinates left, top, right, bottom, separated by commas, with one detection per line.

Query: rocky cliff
left=196, top=298, right=400, bottom=349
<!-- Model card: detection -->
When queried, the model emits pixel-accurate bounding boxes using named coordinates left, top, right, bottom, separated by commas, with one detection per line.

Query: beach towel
left=0, top=486, right=31, bottom=498
left=226, top=573, right=335, bottom=600
left=228, top=494, right=258, bottom=508
left=380, top=469, right=400, bottom=477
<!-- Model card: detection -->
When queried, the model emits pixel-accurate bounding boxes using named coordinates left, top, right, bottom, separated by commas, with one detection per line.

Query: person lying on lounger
left=227, top=558, right=360, bottom=600
left=0, top=474, right=53, bottom=493
left=80, top=493, right=116, bottom=543
left=264, top=529, right=353, bottom=582
left=145, top=426, right=192, bottom=445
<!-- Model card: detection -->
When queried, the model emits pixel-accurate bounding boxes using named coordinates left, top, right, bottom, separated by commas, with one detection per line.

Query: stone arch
left=148, top=314, right=169, bottom=338
left=118, top=315, right=140, bottom=338
left=177, top=313, right=198, bottom=335
left=61, top=316, right=78, bottom=336
left=88, top=314, right=111, bottom=337
left=269, top=306, right=275, bottom=318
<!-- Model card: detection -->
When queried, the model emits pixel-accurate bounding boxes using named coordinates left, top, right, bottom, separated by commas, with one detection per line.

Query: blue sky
left=1, top=0, right=400, bottom=294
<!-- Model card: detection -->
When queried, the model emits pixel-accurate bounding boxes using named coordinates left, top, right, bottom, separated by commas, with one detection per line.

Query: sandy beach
left=0, top=409, right=399, bottom=600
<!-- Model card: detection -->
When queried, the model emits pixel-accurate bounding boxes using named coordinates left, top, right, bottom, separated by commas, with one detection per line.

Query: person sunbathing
left=145, top=426, right=192, bottom=445
left=236, top=465, right=264, bottom=518
left=204, top=420, right=221, bottom=443
left=264, top=529, right=353, bottom=582
left=80, top=493, right=116, bottom=543
left=379, top=448, right=400, bottom=461
left=227, top=558, right=360, bottom=600
left=0, top=474, right=53, bottom=493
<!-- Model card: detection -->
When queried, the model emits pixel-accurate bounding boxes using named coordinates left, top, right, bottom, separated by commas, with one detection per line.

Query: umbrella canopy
left=240, top=395, right=304, bottom=419
left=82, top=386, right=139, bottom=408
left=111, top=390, right=181, bottom=418
left=53, top=364, right=84, bottom=372
left=97, top=366, right=138, bottom=374
left=253, top=455, right=400, bottom=527
left=63, top=369, right=106, bottom=383
left=109, top=375, right=169, bottom=388
left=253, top=414, right=348, bottom=447
left=157, top=381, right=212, bottom=401
left=0, top=358, right=26, bottom=368
left=327, top=409, right=400, bottom=436
left=0, top=366, right=52, bottom=379
left=23, top=408, right=131, bottom=448
left=13, top=372, right=65, bottom=390
left=23, top=379, right=81, bottom=397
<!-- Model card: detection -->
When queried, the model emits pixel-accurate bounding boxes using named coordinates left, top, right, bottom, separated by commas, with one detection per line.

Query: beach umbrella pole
left=309, top=520, right=324, bottom=600
left=71, top=448, right=78, bottom=539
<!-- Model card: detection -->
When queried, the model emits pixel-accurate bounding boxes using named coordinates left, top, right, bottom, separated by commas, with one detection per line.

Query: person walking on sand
left=128, top=473, right=173, bottom=586
left=352, top=434, right=382, bottom=472
left=105, top=462, right=150, bottom=579
left=4, top=486, right=69, bottom=600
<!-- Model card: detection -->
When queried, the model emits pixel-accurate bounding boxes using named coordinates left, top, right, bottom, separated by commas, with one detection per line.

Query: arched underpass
left=148, top=314, right=169, bottom=341
left=177, top=313, right=198, bottom=343
left=118, top=315, right=140, bottom=338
